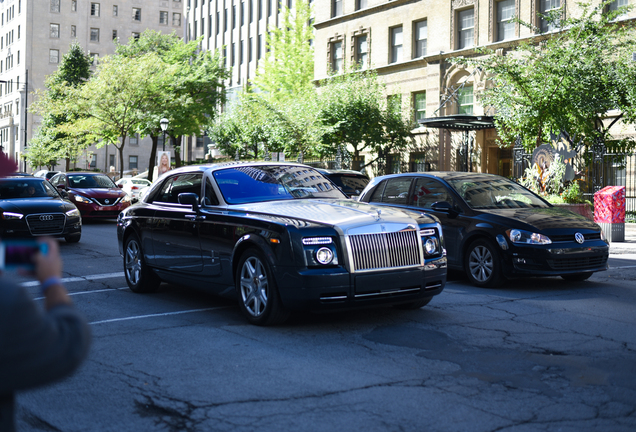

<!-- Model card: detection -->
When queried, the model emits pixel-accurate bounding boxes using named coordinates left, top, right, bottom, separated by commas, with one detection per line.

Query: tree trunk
left=172, top=135, right=182, bottom=168
left=118, top=135, right=126, bottom=180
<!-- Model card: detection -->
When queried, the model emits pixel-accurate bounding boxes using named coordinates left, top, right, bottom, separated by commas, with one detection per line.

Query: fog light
left=315, top=247, right=334, bottom=265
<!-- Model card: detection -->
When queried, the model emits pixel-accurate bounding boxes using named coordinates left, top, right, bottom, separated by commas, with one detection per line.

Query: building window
left=388, top=94, right=402, bottom=114
left=130, top=134, right=139, bottom=145
left=540, top=0, right=560, bottom=32
left=112, top=30, right=117, bottom=40
left=390, top=26, right=403, bottom=64
left=91, top=2, right=100, bottom=17
left=132, top=32, right=140, bottom=40
left=50, top=0, right=60, bottom=13
left=231, top=42, right=235, bottom=65
left=249, top=37, right=253, bottom=62
left=414, top=92, right=426, bottom=121
left=458, top=85, right=473, bottom=114
left=89, top=154, right=97, bottom=168
left=160, top=11, right=168, bottom=24
left=132, top=8, right=141, bottom=21
left=257, top=34, right=262, bottom=59
left=173, top=13, right=181, bottom=26
left=71, top=0, right=77, bottom=12
left=50, top=23, right=60, bottom=38
left=241, top=1, right=244, bottom=25
left=71, top=25, right=76, bottom=37
left=224, top=8, right=228, bottom=31
left=90, top=28, right=100, bottom=42
left=354, top=34, right=367, bottom=70
left=356, top=0, right=367, bottom=10
left=414, top=20, right=427, bottom=57
left=496, top=0, right=515, bottom=41
left=331, top=40, right=343, bottom=74
left=113, top=5, right=118, bottom=16
left=608, top=0, right=629, bottom=12
left=49, top=49, right=59, bottom=63
left=457, top=8, right=474, bottom=49
left=129, top=156, right=138, bottom=169
left=332, top=0, right=342, bottom=18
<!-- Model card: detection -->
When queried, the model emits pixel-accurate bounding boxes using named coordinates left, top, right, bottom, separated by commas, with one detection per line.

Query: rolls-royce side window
left=155, top=173, right=203, bottom=204
left=204, top=177, right=220, bottom=206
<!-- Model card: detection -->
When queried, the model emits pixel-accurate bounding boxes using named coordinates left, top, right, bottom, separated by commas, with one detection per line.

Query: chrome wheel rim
left=125, top=239, right=142, bottom=286
left=239, top=256, right=268, bottom=317
left=468, top=245, right=493, bottom=283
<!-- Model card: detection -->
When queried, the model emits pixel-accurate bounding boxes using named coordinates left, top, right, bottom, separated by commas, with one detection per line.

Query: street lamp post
left=160, top=118, right=169, bottom=151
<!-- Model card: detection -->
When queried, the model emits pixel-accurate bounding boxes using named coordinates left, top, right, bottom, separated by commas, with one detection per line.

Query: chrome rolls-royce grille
left=26, top=213, right=66, bottom=235
left=347, top=229, right=422, bottom=272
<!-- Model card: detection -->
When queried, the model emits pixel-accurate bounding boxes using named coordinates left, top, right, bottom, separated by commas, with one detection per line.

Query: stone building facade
left=312, top=0, right=634, bottom=175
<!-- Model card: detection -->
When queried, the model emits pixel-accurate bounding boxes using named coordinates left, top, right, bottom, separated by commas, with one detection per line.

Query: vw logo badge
left=574, top=232, right=585, bottom=244
left=39, top=214, right=54, bottom=221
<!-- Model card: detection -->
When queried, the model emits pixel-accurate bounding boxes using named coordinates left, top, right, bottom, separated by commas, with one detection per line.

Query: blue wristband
left=41, top=277, right=62, bottom=294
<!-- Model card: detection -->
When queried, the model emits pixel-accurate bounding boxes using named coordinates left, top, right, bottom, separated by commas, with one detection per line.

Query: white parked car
left=115, top=178, right=152, bottom=199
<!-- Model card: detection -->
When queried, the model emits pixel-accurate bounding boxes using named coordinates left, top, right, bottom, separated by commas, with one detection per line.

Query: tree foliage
left=252, top=0, right=314, bottom=100
left=29, top=42, right=92, bottom=169
left=456, top=1, right=636, bottom=152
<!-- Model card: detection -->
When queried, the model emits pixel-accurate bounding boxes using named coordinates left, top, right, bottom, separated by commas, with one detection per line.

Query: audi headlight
left=73, top=194, right=92, bottom=204
left=506, top=229, right=552, bottom=245
left=66, top=208, right=81, bottom=217
left=1, top=211, right=23, bottom=220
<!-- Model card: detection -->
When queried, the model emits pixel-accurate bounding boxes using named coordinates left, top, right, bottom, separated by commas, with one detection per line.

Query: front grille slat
left=25, top=213, right=67, bottom=235
left=348, top=230, right=422, bottom=272
left=550, top=255, right=608, bottom=271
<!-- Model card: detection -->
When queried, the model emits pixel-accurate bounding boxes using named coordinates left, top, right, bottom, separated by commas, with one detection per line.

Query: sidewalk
left=608, top=223, right=636, bottom=255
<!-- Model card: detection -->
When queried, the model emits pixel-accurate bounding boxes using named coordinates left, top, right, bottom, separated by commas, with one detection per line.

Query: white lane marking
left=33, top=287, right=129, bottom=301
left=20, top=272, right=125, bottom=287
left=610, top=265, right=636, bottom=269
left=89, top=307, right=230, bottom=325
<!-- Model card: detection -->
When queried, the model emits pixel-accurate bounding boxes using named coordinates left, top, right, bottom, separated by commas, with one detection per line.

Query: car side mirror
left=117, top=184, right=124, bottom=188
left=178, top=192, right=200, bottom=212
left=431, top=201, right=453, bottom=212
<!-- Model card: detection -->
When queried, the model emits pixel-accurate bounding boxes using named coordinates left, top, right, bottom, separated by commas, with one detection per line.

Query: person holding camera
left=0, top=154, right=91, bottom=432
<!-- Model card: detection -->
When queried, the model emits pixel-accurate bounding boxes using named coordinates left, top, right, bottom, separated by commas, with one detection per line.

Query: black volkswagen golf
left=358, top=172, right=609, bottom=287
left=0, top=176, right=82, bottom=242
left=117, top=162, right=447, bottom=325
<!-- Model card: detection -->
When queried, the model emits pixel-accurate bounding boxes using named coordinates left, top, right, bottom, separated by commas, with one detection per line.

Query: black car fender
left=231, top=233, right=280, bottom=281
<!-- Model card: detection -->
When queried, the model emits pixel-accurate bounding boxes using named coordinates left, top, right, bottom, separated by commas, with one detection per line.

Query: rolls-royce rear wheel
left=124, top=233, right=160, bottom=293
left=236, top=248, right=289, bottom=326
left=465, top=238, right=505, bottom=288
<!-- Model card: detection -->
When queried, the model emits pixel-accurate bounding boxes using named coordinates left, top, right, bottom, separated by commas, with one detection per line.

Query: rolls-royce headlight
left=74, top=194, right=92, bottom=204
left=66, top=208, right=81, bottom=217
left=315, top=247, right=334, bottom=265
left=507, top=229, right=552, bottom=245
left=425, top=238, right=438, bottom=255
left=1, top=211, right=23, bottom=220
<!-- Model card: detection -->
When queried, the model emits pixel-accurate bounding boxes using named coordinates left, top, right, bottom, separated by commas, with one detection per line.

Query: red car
left=49, top=172, right=131, bottom=218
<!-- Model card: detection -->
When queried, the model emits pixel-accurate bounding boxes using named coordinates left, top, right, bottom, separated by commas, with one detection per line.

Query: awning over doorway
left=418, top=115, right=495, bottom=131
left=417, top=115, right=495, bottom=172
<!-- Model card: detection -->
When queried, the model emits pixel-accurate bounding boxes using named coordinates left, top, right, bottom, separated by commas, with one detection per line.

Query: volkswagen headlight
left=506, top=229, right=551, bottom=245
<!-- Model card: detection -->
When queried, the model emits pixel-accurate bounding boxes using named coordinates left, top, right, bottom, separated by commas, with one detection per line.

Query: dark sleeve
left=0, top=279, right=92, bottom=394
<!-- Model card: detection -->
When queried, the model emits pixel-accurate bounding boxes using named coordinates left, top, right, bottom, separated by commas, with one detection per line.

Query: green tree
left=456, top=1, right=636, bottom=152
left=252, top=0, right=314, bottom=100
left=116, top=31, right=229, bottom=177
left=317, top=71, right=414, bottom=170
left=29, top=42, right=92, bottom=170
left=61, top=52, right=170, bottom=179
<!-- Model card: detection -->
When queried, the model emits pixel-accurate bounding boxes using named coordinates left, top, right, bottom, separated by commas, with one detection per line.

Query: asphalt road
left=11, top=220, right=636, bottom=432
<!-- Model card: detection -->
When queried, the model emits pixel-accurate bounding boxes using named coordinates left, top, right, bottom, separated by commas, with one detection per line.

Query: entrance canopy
left=418, top=115, right=495, bottom=131
left=418, top=115, right=495, bottom=172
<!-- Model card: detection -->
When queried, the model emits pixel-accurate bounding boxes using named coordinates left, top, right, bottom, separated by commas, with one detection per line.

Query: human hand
left=33, top=237, right=63, bottom=284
